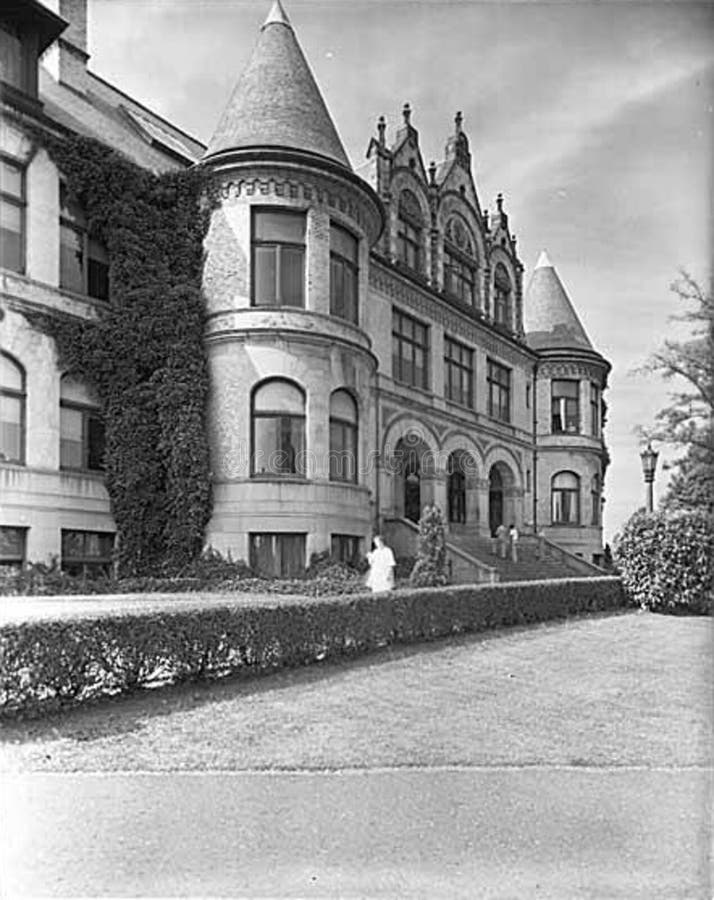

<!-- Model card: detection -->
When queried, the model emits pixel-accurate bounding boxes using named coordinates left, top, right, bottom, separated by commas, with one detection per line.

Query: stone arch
left=381, top=415, right=440, bottom=522
left=484, top=446, right=523, bottom=535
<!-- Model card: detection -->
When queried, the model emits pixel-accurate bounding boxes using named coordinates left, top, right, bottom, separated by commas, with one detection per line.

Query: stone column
left=477, top=477, right=491, bottom=537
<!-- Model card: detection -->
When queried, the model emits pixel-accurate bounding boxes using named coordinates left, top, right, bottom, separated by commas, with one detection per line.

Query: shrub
left=410, top=504, right=448, bottom=587
left=613, top=508, right=713, bottom=614
left=0, top=577, right=626, bottom=719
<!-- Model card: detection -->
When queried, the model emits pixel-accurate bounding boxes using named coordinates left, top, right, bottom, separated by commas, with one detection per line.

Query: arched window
left=59, top=182, right=109, bottom=300
left=443, top=217, right=477, bottom=306
left=60, top=374, right=105, bottom=471
left=591, top=474, right=601, bottom=526
left=396, top=189, right=423, bottom=272
left=552, top=471, right=580, bottom=525
left=493, top=263, right=512, bottom=327
left=0, top=352, right=25, bottom=463
left=329, top=389, right=357, bottom=483
left=251, top=379, right=306, bottom=477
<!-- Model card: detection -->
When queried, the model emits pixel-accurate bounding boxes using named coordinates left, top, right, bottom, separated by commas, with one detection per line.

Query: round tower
left=200, top=0, right=384, bottom=573
left=525, top=251, right=610, bottom=563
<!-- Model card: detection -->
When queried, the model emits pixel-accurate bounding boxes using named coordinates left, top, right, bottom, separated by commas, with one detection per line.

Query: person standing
left=509, top=523, right=519, bottom=562
left=366, top=535, right=396, bottom=593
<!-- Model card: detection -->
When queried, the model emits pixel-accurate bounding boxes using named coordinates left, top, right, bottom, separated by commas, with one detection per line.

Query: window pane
left=87, top=414, right=106, bottom=471
left=254, top=210, right=305, bottom=243
left=60, top=406, right=84, bottom=469
left=250, top=533, right=277, bottom=577
left=254, top=380, right=304, bottom=415
left=253, top=245, right=277, bottom=305
left=280, top=246, right=304, bottom=306
left=279, top=534, right=305, bottom=578
left=1, top=354, right=23, bottom=391
left=330, top=223, right=358, bottom=262
left=0, top=26, right=23, bottom=91
left=0, top=158, right=23, bottom=199
left=330, top=257, right=344, bottom=317
left=60, top=223, right=85, bottom=293
left=330, top=389, right=357, bottom=423
left=88, top=239, right=110, bottom=300
left=0, top=526, right=25, bottom=563
left=553, top=471, right=579, bottom=490
left=0, top=199, right=23, bottom=272
left=253, top=415, right=305, bottom=476
left=0, top=394, right=22, bottom=461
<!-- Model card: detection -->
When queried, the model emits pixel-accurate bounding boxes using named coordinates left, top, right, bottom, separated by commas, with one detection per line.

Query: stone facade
left=0, top=0, right=611, bottom=573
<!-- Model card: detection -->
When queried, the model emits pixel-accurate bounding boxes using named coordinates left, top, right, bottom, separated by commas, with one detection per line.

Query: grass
left=0, top=609, right=710, bottom=773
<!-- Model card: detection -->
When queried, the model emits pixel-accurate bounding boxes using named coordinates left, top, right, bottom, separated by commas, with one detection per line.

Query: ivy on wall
left=32, top=132, right=213, bottom=574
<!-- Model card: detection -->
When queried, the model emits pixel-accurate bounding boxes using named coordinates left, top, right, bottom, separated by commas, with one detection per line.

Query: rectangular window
left=60, top=403, right=105, bottom=471
left=552, top=490, right=579, bottom=524
left=61, top=529, right=114, bottom=576
left=397, top=218, right=421, bottom=271
left=0, top=156, right=25, bottom=274
left=252, top=415, right=306, bottom=476
left=392, top=308, right=429, bottom=390
left=551, top=380, right=580, bottom=433
left=526, top=382, right=531, bottom=409
left=0, top=525, right=26, bottom=566
left=590, top=383, right=601, bottom=437
left=330, top=222, right=359, bottom=324
left=487, top=359, right=511, bottom=422
left=443, top=250, right=475, bottom=305
left=0, top=24, right=24, bottom=92
left=331, top=534, right=361, bottom=565
left=0, top=391, right=24, bottom=463
left=444, top=336, right=474, bottom=408
left=249, top=532, right=306, bottom=578
left=252, top=209, right=306, bottom=307
left=59, top=184, right=110, bottom=300
left=329, top=419, right=357, bottom=483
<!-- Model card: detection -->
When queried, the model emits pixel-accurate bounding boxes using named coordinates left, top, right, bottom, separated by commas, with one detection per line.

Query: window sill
left=60, top=467, right=106, bottom=477
left=249, top=475, right=309, bottom=483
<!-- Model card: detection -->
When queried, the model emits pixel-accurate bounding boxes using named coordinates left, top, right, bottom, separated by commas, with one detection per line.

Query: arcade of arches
left=385, top=435, right=523, bottom=535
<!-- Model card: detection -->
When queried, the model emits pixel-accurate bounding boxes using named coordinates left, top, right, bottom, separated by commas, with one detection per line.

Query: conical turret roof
left=525, top=251, right=594, bottom=352
left=204, top=0, right=351, bottom=169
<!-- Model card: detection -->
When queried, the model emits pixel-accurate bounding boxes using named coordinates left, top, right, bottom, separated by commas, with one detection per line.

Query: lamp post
left=639, top=442, right=659, bottom=512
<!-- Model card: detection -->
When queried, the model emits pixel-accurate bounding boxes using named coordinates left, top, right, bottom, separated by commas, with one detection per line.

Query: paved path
left=1, top=769, right=709, bottom=898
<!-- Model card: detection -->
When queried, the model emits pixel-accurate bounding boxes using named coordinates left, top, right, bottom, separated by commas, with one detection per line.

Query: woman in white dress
left=366, top=535, right=396, bottom=593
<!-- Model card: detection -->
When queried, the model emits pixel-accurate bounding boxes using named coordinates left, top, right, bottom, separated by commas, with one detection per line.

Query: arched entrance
left=488, top=466, right=504, bottom=536
left=395, top=436, right=434, bottom=523
left=447, top=451, right=467, bottom=524
left=403, top=447, right=421, bottom=522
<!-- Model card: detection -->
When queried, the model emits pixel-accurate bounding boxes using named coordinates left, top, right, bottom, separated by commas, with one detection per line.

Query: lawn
left=0, top=609, right=710, bottom=773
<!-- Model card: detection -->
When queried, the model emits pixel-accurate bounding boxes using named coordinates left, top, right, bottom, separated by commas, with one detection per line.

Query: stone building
left=0, top=0, right=610, bottom=576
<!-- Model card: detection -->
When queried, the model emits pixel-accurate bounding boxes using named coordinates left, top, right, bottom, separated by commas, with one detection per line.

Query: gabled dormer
left=1, top=0, right=66, bottom=111
left=486, top=193, right=524, bottom=337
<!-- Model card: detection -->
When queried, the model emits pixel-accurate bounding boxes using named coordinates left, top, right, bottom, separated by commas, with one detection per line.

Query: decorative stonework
left=539, top=360, right=606, bottom=381
left=212, top=165, right=380, bottom=242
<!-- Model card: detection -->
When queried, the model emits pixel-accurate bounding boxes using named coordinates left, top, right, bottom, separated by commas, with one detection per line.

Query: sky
left=80, top=0, right=712, bottom=541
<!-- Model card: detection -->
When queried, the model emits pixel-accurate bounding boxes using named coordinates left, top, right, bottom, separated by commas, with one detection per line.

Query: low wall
left=0, top=577, right=626, bottom=719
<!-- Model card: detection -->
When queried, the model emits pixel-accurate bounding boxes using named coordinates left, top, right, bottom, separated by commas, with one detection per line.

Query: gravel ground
left=1, top=609, right=710, bottom=773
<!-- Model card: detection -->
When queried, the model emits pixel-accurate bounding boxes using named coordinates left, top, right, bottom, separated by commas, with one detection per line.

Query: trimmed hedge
left=614, top=508, right=713, bottom=614
left=0, top=577, right=625, bottom=719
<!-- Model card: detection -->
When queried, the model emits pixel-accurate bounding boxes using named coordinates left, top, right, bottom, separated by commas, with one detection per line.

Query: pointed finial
left=377, top=115, right=386, bottom=146
left=455, top=111, right=463, bottom=133
left=428, top=160, right=436, bottom=186
left=402, top=102, right=411, bottom=126
left=496, top=192, right=504, bottom=213
left=535, top=250, right=553, bottom=269
left=263, top=0, right=291, bottom=29
left=483, top=208, right=489, bottom=229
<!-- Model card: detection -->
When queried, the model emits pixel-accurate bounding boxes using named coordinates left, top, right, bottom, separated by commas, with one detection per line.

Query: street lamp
left=639, top=442, right=659, bottom=512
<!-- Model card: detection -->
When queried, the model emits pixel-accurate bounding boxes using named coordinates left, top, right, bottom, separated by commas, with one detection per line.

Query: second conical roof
left=525, top=251, right=594, bottom=352
left=204, top=1, right=351, bottom=169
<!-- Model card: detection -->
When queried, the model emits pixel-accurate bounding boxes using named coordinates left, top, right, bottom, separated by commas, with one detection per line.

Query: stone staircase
left=446, top=526, right=603, bottom=583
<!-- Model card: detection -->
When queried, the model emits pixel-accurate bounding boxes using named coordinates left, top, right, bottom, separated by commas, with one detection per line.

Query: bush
left=613, top=508, right=713, bottom=614
left=410, top=504, right=448, bottom=587
left=0, top=577, right=625, bottom=719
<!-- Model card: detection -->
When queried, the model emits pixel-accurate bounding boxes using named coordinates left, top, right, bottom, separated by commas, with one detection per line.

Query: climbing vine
left=31, top=132, right=213, bottom=574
